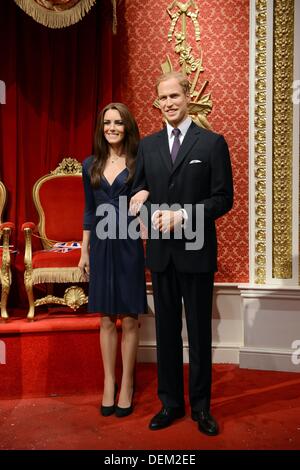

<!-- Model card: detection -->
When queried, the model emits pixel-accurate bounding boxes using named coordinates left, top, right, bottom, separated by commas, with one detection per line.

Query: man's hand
left=152, top=210, right=183, bottom=233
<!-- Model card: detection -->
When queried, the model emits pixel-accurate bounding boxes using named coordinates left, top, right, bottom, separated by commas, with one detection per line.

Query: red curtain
left=0, top=0, right=116, bottom=307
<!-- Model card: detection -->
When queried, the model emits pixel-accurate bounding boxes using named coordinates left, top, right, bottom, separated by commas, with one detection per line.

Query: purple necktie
left=171, top=128, right=181, bottom=163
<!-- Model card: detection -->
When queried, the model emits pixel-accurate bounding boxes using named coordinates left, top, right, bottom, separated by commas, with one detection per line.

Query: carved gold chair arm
left=22, top=222, right=35, bottom=270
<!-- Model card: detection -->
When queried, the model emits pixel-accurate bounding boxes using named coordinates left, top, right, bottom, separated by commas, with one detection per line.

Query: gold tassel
left=14, top=0, right=97, bottom=29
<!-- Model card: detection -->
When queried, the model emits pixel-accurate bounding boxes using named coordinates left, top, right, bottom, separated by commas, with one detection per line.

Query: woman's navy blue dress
left=82, top=156, right=147, bottom=315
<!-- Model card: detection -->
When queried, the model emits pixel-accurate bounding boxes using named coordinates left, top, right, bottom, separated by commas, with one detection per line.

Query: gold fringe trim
left=14, top=0, right=115, bottom=30
left=32, top=267, right=86, bottom=284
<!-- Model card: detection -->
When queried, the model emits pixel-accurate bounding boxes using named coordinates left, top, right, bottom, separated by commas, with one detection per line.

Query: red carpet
left=1, top=313, right=300, bottom=450
left=0, top=364, right=300, bottom=450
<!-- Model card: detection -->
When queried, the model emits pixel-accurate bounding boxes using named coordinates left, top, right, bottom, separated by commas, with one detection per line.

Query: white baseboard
left=138, top=284, right=300, bottom=372
left=239, top=285, right=300, bottom=372
left=137, top=342, right=241, bottom=364
left=240, top=347, right=300, bottom=372
left=138, top=284, right=242, bottom=364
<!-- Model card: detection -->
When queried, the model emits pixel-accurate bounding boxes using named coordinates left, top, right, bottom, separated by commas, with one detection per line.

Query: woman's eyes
left=104, top=121, right=124, bottom=126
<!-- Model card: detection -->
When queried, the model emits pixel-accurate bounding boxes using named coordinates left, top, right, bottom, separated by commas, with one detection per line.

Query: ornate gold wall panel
left=254, top=0, right=267, bottom=284
left=272, top=0, right=294, bottom=279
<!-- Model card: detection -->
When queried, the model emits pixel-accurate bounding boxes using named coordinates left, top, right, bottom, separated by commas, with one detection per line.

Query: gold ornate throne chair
left=22, top=158, right=88, bottom=320
left=0, top=181, right=15, bottom=319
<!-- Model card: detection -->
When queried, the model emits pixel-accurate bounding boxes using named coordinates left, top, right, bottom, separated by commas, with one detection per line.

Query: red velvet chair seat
left=32, top=249, right=81, bottom=269
left=30, top=247, right=85, bottom=285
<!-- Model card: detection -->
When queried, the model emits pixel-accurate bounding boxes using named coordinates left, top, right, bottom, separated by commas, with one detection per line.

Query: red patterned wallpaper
left=117, top=0, right=249, bottom=283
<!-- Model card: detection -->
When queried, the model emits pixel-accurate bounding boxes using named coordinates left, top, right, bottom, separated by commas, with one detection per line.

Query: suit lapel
left=157, top=128, right=172, bottom=173
left=171, top=122, right=201, bottom=174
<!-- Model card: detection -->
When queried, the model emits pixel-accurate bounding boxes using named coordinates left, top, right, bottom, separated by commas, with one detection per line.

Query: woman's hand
left=78, top=252, right=90, bottom=280
left=129, top=190, right=149, bottom=216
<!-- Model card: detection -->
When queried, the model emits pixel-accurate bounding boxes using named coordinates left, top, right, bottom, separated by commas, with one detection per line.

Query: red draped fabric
left=0, top=0, right=116, bottom=307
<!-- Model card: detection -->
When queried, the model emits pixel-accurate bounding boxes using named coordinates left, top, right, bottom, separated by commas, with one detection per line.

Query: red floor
left=1, top=364, right=300, bottom=450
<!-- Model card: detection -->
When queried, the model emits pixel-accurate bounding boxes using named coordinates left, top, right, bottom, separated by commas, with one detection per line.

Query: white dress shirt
left=151, top=116, right=192, bottom=229
left=166, top=116, right=192, bottom=152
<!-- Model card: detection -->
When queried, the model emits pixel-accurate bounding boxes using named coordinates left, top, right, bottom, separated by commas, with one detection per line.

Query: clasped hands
left=151, top=209, right=183, bottom=233
left=130, top=190, right=183, bottom=233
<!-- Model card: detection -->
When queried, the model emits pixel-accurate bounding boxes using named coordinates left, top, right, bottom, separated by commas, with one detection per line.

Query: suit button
left=169, top=183, right=174, bottom=189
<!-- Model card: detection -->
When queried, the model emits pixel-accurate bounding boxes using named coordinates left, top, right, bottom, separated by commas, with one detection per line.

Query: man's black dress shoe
left=149, top=407, right=185, bottom=430
left=191, top=410, right=219, bottom=436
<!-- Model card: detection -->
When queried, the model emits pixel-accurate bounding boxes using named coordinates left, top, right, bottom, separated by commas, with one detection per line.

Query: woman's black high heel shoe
left=100, top=383, right=118, bottom=417
left=115, top=386, right=135, bottom=418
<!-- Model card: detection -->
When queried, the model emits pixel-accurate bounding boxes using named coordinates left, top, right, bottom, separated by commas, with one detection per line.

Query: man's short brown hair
left=156, top=71, right=191, bottom=96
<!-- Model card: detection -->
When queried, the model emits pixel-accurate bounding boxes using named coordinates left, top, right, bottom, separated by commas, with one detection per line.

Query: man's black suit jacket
left=132, top=121, right=234, bottom=273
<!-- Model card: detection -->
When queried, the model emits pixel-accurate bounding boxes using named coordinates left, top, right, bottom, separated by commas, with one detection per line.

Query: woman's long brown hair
left=90, top=103, right=140, bottom=188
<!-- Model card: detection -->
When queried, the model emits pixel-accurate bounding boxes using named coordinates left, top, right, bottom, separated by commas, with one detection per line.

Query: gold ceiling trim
left=272, top=0, right=294, bottom=279
left=254, top=0, right=267, bottom=284
left=14, top=0, right=117, bottom=32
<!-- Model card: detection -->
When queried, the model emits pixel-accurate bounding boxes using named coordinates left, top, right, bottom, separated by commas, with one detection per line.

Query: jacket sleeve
left=131, top=141, right=152, bottom=227
left=131, top=141, right=149, bottom=195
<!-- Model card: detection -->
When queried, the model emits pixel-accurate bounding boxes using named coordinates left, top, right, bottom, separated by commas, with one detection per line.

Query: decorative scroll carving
left=51, top=157, right=82, bottom=176
left=34, top=286, right=88, bottom=310
left=155, top=0, right=213, bottom=130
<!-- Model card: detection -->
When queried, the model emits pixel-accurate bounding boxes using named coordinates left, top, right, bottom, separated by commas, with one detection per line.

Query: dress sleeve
left=82, top=163, right=96, bottom=230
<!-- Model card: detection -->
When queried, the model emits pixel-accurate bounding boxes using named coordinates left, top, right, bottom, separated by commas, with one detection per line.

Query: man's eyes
left=159, top=95, right=179, bottom=100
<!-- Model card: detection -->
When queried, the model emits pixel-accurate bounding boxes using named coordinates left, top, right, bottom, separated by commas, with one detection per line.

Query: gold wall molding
left=272, top=0, right=294, bottom=279
left=254, top=0, right=267, bottom=284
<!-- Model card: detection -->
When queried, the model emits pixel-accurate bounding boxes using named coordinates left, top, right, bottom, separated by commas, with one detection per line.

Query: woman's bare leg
left=118, top=315, right=139, bottom=408
left=100, top=315, right=118, bottom=406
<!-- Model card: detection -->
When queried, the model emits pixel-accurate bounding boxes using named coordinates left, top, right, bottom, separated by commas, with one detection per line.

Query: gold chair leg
left=1, top=227, right=12, bottom=319
left=1, top=287, right=9, bottom=319
left=24, top=273, right=35, bottom=320
left=23, top=227, right=35, bottom=320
